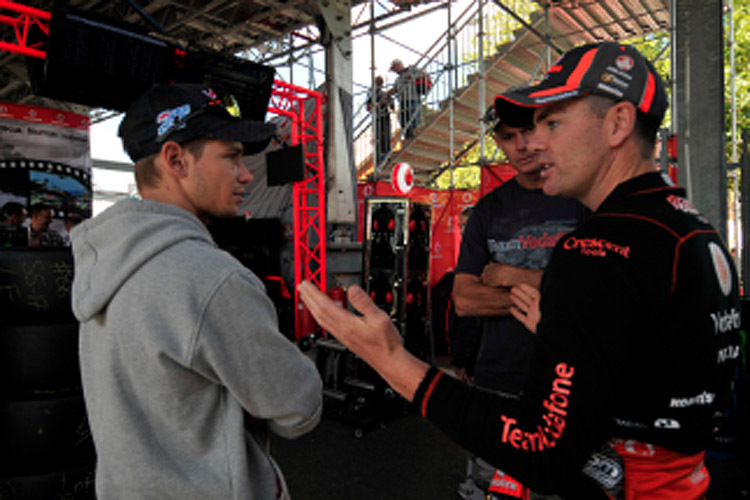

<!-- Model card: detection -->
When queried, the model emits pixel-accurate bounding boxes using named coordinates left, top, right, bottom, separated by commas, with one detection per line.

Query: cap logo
left=156, top=104, right=191, bottom=139
left=615, top=55, right=634, bottom=72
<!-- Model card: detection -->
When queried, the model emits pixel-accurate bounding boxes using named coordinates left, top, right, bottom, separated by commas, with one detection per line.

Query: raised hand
left=297, top=281, right=429, bottom=400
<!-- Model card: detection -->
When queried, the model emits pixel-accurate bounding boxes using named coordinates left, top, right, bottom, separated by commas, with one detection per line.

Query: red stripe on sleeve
left=420, top=370, right=444, bottom=417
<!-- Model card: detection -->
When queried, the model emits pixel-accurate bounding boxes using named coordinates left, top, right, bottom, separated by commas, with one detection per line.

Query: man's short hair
left=1, top=201, right=25, bottom=220
left=585, top=94, right=659, bottom=160
left=65, top=213, right=84, bottom=225
left=29, top=203, right=52, bottom=217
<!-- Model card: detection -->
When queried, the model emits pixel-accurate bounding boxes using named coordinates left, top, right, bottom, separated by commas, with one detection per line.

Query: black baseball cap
left=118, top=83, right=277, bottom=162
left=484, top=97, right=535, bottom=131
left=496, top=42, right=667, bottom=125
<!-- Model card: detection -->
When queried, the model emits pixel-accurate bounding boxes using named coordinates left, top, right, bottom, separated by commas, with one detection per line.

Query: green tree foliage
left=630, top=0, right=750, bottom=160
left=434, top=1, right=749, bottom=190
left=725, top=0, right=749, bottom=161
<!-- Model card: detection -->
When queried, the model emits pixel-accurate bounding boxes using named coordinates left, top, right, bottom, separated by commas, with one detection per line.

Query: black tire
left=0, top=394, right=95, bottom=473
left=0, top=322, right=81, bottom=396
left=0, top=458, right=96, bottom=500
left=0, top=248, right=75, bottom=323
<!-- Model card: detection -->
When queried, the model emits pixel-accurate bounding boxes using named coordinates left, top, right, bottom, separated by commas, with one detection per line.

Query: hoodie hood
left=70, top=199, right=213, bottom=322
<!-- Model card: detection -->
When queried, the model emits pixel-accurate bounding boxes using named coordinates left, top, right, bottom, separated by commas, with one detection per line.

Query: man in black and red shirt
left=299, top=42, right=741, bottom=499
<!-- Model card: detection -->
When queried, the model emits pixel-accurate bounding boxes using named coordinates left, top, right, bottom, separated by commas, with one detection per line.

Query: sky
left=88, top=1, right=472, bottom=212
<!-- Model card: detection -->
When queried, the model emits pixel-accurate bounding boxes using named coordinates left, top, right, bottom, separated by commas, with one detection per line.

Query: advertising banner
left=358, top=163, right=516, bottom=288
left=0, top=102, right=91, bottom=245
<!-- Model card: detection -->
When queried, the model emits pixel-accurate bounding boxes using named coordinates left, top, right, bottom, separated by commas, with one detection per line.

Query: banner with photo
left=0, top=102, right=91, bottom=245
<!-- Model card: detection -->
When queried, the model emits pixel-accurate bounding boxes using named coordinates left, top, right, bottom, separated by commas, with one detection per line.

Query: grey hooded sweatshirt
left=71, top=199, right=322, bottom=499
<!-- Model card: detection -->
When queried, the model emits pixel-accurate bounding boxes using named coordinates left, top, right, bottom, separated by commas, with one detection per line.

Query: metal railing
left=352, top=0, right=526, bottom=180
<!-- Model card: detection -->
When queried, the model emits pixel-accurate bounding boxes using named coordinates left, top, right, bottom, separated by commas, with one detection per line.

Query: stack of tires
left=0, top=247, right=96, bottom=499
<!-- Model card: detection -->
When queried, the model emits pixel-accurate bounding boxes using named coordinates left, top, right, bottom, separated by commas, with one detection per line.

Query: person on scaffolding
left=389, top=58, right=423, bottom=139
left=367, top=75, right=394, bottom=165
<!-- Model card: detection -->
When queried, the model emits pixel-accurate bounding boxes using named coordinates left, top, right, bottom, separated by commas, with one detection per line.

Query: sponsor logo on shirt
left=718, top=345, right=740, bottom=364
left=654, top=418, right=681, bottom=429
left=500, top=363, right=574, bottom=452
left=614, top=418, right=648, bottom=430
left=689, top=464, right=708, bottom=485
left=611, top=439, right=656, bottom=457
left=670, top=391, right=715, bottom=408
left=666, top=194, right=709, bottom=223
left=488, top=231, right=567, bottom=254
left=519, top=231, right=566, bottom=249
left=709, top=242, right=733, bottom=296
left=562, top=236, right=630, bottom=258
left=666, top=194, right=699, bottom=215
left=488, top=470, right=524, bottom=498
left=582, top=451, right=624, bottom=490
left=710, top=308, right=740, bottom=335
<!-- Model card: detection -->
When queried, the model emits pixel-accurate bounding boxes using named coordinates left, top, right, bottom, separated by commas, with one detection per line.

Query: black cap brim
left=493, top=96, right=536, bottom=129
left=204, top=119, right=277, bottom=155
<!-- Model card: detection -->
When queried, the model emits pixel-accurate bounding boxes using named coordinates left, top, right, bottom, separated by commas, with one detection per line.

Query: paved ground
left=272, top=410, right=466, bottom=500
left=272, top=410, right=749, bottom=500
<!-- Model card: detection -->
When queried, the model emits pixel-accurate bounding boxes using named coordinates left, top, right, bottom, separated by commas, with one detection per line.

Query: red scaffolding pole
left=0, top=1, right=50, bottom=59
left=267, top=80, right=326, bottom=339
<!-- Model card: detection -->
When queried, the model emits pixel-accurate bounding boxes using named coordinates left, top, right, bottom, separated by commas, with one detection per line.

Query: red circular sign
left=392, top=162, right=414, bottom=195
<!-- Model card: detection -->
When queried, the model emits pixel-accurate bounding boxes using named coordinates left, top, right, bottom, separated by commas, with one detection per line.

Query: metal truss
left=268, top=79, right=327, bottom=339
left=0, top=0, right=49, bottom=58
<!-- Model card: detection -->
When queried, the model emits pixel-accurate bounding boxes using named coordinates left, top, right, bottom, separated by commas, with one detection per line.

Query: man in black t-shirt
left=453, top=101, right=588, bottom=500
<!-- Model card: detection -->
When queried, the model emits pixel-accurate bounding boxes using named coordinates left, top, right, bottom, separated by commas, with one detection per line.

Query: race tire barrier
left=0, top=394, right=95, bottom=473
left=1, top=248, right=96, bottom=487
left=0, top=458, right=96, bottom=500
left=0, top=248, right=75, bottom=324
left=0, top=322, right=81, bottom=396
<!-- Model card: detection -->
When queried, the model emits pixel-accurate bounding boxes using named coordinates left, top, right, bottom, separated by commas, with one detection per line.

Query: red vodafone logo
left=392, top=162, right=414, bottom=195
left=615, top=55, right=634, bottom=72
left=709, top=242, right=732, bottom=296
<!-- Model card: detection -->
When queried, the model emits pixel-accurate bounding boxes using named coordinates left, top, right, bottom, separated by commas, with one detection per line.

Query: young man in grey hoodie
left=70, top=83, right=323, bottom=499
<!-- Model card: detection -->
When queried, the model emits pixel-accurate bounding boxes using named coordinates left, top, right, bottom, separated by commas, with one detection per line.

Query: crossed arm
left=453, top=263, right=542, bottom=318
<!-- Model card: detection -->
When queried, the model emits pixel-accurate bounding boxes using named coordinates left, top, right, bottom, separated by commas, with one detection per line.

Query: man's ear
left=160, top=141, right=188, bottom=178
left=607, top=101, right=637, bottom=149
